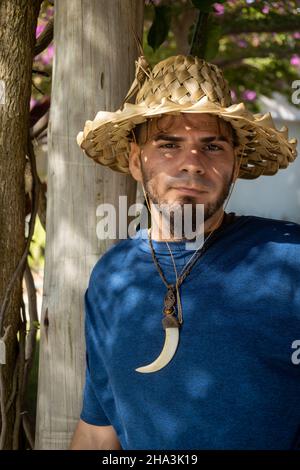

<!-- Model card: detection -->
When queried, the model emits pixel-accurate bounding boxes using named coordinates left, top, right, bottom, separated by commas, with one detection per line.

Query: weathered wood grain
left=35, top=0, right=144, bottom=449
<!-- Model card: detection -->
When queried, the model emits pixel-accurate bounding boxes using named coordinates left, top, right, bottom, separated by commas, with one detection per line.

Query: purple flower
left=30, top=97, right=37, bottom=110
left=36, top=22, right=46, bottom=38
left=237, top=39, right=247, bottom=48
left=36, top=44, right=54, bottom=66
left=213, top=3, right=225, bottom=15
left=293, top=32, right=300, bottom=39
left=291, top=55, right=300, bottom=67
left=46, top=6, right=54, bottom=18
left=40, top=44, right=54, bottom=65
left=242, top=90, right=257, bottom=101
left=262, top=5, right=270, bottom=14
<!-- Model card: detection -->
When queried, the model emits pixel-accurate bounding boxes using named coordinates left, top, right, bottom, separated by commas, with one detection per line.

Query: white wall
left=227, top=94, right=300, bottom=224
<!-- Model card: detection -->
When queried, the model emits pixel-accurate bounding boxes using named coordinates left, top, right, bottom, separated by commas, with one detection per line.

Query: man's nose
left=179, top=147, right=206, bottom=174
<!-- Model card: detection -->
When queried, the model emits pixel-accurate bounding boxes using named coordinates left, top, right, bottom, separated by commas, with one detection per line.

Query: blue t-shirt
left=80, top=214, right=300, bottom=450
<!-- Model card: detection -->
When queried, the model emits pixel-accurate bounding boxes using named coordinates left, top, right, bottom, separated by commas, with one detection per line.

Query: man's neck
left=149, top=208, right=225, bottom=242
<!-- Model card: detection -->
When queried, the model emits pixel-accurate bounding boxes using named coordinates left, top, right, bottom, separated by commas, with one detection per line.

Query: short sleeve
left=80, top=287, right=111, bottom=426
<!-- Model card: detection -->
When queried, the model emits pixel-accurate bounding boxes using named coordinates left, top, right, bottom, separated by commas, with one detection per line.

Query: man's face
left=129, top=113, right=238, bottom=228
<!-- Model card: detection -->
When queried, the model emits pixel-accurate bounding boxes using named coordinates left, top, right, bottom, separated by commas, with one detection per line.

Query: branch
left=31, top=80, right=45, bottom=95
left=5, top=357, right=19, bottom=415
left=32, top=69, right=50, bottom=77
left=0, top=135, right=40, bottom=334
left=215, top=44, right=300, bottom=68
left=34, top=18, right=53, bottom=57
left=38, top=182, right=47, bottom=230
left=218, top=13, right=300, bottom=35
left=12, top=301, right=26, bottom=450
left=0, top=325, right=12, bottom=450
left=23, top=262, right=38, bottom=403
left=30, top=110, right=49, bottom=139
left=21, top=412, right=35, bottom=449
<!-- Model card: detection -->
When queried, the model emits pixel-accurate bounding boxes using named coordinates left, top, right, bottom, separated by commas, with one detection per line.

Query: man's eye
left=159, top=143, right=179, bottom=149
left=204, top=144, right=222, bottom=152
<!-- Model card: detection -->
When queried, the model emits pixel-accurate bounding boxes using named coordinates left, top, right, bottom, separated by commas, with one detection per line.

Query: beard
left=140, top=159, right=234, bottom=238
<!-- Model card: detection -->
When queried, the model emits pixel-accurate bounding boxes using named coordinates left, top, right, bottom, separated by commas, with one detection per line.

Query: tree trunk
left=35, top=0, right=144, bottom=449
left=0, top=0, right=40, bottom=449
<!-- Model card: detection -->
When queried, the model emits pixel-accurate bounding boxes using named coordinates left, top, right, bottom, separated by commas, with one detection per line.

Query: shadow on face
left=129, top=113, right=240, bottom=222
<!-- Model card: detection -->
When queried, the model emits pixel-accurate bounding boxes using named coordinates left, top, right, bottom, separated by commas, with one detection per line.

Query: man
left=71, top=55, right=300, bottom=450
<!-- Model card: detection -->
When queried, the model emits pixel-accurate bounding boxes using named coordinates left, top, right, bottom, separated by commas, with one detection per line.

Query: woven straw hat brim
left=77, top=96, right=297, bottom=179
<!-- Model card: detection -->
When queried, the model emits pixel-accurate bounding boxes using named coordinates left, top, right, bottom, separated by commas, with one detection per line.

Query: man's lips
left=173, top=186, right=208, bottom=195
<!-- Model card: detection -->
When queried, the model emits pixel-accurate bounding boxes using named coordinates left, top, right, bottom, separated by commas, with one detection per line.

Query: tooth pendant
left=135, top=286, right=180, bottom=374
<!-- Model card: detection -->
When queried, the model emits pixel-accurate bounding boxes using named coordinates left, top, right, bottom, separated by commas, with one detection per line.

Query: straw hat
left=77, top=55, right=297, bottom=179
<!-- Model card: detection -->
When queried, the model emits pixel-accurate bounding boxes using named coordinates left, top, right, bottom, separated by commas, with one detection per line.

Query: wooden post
left=35, top=0, right=144, bottom=449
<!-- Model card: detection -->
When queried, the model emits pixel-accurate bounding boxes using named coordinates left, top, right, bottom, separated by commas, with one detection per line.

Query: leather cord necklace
left=148, top=211, right=234, bottom=330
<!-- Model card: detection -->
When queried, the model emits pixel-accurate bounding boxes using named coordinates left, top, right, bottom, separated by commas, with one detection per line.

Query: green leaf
left=147, top=6, right=171, bottom=52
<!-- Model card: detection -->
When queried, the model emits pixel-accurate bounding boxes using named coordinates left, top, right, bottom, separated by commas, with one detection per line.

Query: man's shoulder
left=241, top=214, right=300, bottom=234
left=89, top=232, right=143, bottom=282
left=237, top=214, right=300, bottom=249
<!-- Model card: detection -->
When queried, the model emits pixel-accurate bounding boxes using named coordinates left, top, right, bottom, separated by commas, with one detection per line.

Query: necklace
left=135, top=212, right=235, bottom=374
left=148, top=211, right=227, bottom=327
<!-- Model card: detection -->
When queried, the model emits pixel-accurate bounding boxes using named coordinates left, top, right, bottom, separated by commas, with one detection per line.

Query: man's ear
left=129, top=142, right=143, bottom=182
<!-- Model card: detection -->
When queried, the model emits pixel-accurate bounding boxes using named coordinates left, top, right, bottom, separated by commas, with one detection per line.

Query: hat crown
left=135, top=55, right=232, bottom=108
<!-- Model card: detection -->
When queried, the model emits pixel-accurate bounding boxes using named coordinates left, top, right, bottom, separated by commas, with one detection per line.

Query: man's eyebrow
left=152, top=133, right=231, bottom=143
left=200, top=135, right=231, bottom=143
left=152, top=134, right=184, bottom=142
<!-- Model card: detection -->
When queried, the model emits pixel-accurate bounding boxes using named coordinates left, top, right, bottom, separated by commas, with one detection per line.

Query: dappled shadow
left=79, top=214, right=300, bottom=449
